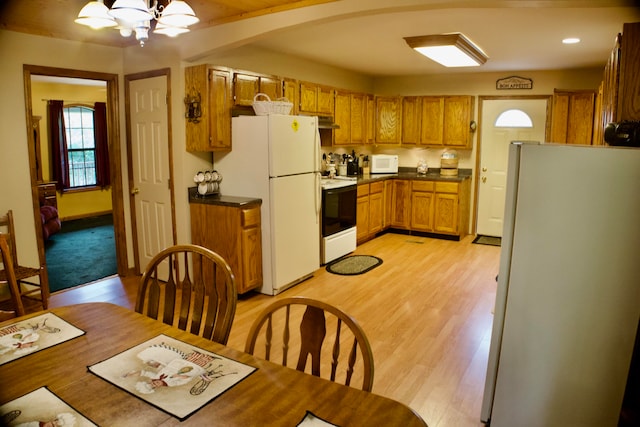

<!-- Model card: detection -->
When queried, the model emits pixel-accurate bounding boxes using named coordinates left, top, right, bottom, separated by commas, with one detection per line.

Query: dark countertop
left=188, top=187, right=262, bottom=207
left=357, top=168, right=472, bottom=185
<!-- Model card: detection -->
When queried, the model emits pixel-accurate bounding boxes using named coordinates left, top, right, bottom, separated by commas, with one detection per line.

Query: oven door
left=322, top=185, right=357, bottom=237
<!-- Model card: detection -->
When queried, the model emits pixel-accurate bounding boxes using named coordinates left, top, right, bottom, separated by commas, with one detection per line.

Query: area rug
left=472, top=235, right=502, bottom=247
left=326, top=255, right=382, bottom=276
left=45, top=214, right=117, bottom=293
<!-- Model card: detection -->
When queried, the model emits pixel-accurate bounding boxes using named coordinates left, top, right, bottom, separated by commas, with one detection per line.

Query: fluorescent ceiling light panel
left=404, top=33, right=488, bottom=67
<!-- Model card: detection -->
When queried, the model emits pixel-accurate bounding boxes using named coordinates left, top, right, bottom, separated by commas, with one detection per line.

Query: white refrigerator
left=481, top=142, right=640, bottom=426
left=214, top=115, right=321, bottom=295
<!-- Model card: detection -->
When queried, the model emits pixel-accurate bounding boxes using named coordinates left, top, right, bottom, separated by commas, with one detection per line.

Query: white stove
left=320, top=176, right=357, bottom=264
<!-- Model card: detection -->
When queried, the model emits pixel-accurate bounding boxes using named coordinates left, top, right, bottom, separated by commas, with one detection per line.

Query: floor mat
left=472, top=235, right=502, bottom=247
left=325, top=255, right=382, bottom=276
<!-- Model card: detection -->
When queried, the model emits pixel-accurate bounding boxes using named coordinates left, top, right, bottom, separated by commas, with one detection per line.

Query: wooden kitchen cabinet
left=334, top=90, right=351, bottom=145
left=282, top=78, right=299, bottom=115
left=420, top=96, right=444, bottom=146
left=433, top=180, right=470, bottom=238
left=443, top=96, right=474, bottom=147
left=419, top=95, right=474, bottom=148
left=350, top=92, right=367, bottom=145
left=356, top=184, right=370, bottom=242
left=402, top=96, right=421, bottom=145
left=366, top=94, right=376, bottom=144
left=410, top=180, right=434, bottom=232
left=383, top=179, right=392, bottom=228
left=356, top=181, right=384, bottom=243
left=299, top=81, right=334, bottom=115
left=375, top=96, right=402, bottom=144
left=233, top=70, right=282, bottom=107
left=390, top=179, right=411, bottom=229
left=550, top=89, right=596, bottom=145
left=368, top=182, right=384, bottom=235
left=334, top=91, right=368, bottom=146
left=185, top=64, right=233, bottom=152
left=190, top=201, right=263, bottom=294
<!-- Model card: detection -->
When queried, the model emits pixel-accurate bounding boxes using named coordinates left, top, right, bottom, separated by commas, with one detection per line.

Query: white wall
left=0, top=30, right=124, bottom=268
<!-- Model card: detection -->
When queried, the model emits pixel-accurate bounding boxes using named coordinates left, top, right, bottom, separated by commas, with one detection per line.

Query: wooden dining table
left=0, top=302, right=427, bottom=426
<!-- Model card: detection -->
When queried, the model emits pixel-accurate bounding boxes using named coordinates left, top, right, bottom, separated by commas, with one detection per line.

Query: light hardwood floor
left=47, top=232, right=501, bottom=427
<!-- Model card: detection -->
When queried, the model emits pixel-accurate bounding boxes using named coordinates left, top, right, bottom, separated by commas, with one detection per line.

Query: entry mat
left=326, top=255, right=383, bottom=276
left=89, top=334, right=256, bottom=421
left=0, top=313, right=85, bottom=366
left=472, top=235, right=502, bottom=247
left=0, top=386, right=97, bottom=426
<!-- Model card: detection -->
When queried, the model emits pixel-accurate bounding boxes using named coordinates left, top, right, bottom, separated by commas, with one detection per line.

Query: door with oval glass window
left=477, top=98, right=548, bottom=237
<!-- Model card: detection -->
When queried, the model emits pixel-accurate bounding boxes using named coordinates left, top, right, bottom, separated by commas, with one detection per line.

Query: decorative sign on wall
left=496, top=76, right=533, bottom=90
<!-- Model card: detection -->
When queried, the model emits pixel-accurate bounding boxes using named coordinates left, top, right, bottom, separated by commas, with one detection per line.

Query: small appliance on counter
left=370, top=154, right=399, bottom=174
left=440, top=149, right=459, bottom=176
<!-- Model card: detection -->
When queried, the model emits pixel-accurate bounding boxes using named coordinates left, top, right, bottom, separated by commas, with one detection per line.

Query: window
left=495, top=109, right=533, bottom=128
left=63, top=105, right=96, bottom=187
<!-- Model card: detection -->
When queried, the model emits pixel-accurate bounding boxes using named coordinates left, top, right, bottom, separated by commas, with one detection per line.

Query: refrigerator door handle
left=315, top=172, right=321, bottom=223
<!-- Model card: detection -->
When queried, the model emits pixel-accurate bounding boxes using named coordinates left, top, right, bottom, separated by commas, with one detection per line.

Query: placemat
left=297, top=411, right=340, bottom=426
left=88, top=334, right=256, bottom=421
left=0, top=386, right=97, bottom=426
left=0, top=313, right=85, bottom=366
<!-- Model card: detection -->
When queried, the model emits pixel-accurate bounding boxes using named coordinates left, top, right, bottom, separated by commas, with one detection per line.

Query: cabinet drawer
left=411, top=181, right=434, bottom=192
left=435, top=182, right=459, bottom=193
left=242, top=206, right=261, bottom=228
left=357, top=184, right=370, bottom=197
left=41, top=187, right=56, bottom=197
left=369, top=181, right=384, bottom=194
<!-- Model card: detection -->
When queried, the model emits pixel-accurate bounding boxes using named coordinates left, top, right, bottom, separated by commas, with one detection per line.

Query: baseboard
left=60, top=211, right=112, bottom=222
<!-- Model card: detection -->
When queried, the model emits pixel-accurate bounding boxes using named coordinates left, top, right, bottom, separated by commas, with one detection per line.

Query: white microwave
left=370, top=154, right=399, bottom=174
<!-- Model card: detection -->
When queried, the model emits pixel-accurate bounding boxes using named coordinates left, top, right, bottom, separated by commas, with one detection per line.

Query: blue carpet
left=45, top=214, right=117, bottom=292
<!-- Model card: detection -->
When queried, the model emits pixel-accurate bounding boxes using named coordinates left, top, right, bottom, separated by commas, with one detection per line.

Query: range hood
left=318, top=116, right=340, bottom=129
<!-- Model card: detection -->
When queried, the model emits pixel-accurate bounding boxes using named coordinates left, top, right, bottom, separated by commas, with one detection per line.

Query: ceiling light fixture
left=404, top=33, right=488, bottom=67
left=75, top=0, right=199, bottom=47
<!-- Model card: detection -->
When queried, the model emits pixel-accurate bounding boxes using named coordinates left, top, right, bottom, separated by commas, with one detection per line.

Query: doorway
left=475, top=96, right=551, bottom=237
left=22, top=65, right=128, bottom=284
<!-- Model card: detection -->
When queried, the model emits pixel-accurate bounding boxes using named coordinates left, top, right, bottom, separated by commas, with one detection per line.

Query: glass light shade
left=404, top=33, right=487, bottom=68
left=158, top=1, right=199, bottom=27
left=109, top=0, right=154, bottom=23
left=154, top=23, right=190, bottom=37
left=414, top=45, right=481, bottom=67
left=75, top=1, right=118, bottom=29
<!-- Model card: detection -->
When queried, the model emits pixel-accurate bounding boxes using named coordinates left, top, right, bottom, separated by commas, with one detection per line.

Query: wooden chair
left=135, top=244, right=237, bottom=345
left=245, top=296, right=375, bottom=391
left=0, top=233, right=26, bottom=321
left=0, top=210, right=49, bottom=310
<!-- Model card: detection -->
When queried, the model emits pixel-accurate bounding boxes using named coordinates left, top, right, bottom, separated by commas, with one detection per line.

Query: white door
left=129, top=76, right=174, bottom=272
left=476, top=99, right=547, bottom=237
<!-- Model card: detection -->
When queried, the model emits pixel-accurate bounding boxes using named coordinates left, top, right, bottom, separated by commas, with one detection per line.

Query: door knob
left=482, top=177, right=487, bottom=183
left=482, top=167, right=487, bottom=172
left=131, top=188, right=140, bottom=195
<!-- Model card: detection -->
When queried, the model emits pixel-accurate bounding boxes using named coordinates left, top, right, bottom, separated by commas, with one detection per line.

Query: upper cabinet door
left=443, top=95, right=473, bottom=148
left=233, top=71, right=283, bottom=107
left=375, top=96, right=402, bottom=144
left=420, top=96, right=444, bottom=146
